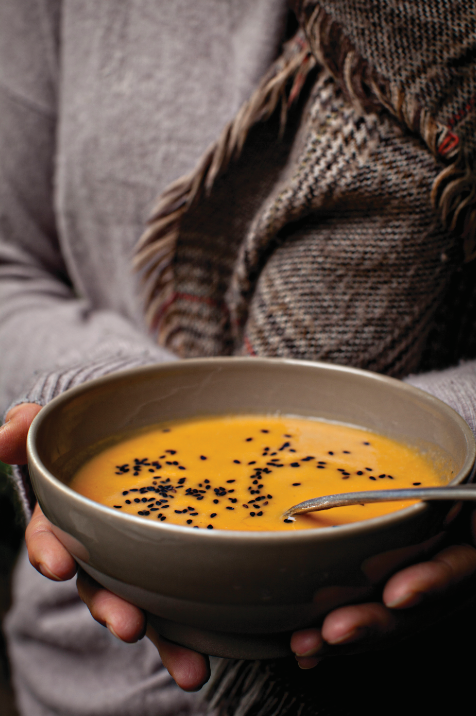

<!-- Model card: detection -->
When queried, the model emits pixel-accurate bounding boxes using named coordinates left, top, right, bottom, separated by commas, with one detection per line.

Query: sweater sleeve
left=0, top=0, right=176, bottom=521
left=404, top=361, right=476, bottom=439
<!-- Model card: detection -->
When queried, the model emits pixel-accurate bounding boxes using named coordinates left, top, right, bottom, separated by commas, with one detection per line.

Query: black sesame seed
left=186, top=519, right=193, bottom=524
left=369, top=476, right=377, bottom=481
left=113, top=505, right=122, bottom=509
left=233, top=460, right=241, bottom=464
left=267, top=494, right=272, bottom=499
left=226, top=506, right=234, bottom=511
left=250, top=512, right=256, bottom=517
left=245, top=438, right=253, bottom=442
left=357, top=471, right=364, bottom=475
left=210, top=513, right=217, bottom=518
left=207, top=525, right=214, bottom=529
left=226, top=480, right=236, bottom=483
left=213, top=499, right=219, bottom=504
left=292, top=483, right=301, bottom=486
left=257, top=511, right=263, bottom=516
left=125, top=500, right=131, bottom=504
left=284, top=518, right=293, bottom=523
left=363, top=442, right=371, bottom=445
left=413, top=482, right=422, bottom=486
left=200, top=455, right=207, bottom=460
left=328, top=451, right=334, bottom=455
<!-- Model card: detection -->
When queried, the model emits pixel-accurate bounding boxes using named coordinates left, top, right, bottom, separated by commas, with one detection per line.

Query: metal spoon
left=283, top=484, right=476, bottom=520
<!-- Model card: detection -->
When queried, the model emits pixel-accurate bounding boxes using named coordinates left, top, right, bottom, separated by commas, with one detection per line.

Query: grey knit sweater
left=1, top=1, right=476, bottom=716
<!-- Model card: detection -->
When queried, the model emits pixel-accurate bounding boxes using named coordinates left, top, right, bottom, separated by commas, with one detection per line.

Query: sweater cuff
left=7, top=346, right=178, bottom=523
left=404, top=360, right=476, bottom=438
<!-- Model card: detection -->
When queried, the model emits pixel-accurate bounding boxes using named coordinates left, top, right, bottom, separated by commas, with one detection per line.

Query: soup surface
left=70, top=415, right=445, bottom=531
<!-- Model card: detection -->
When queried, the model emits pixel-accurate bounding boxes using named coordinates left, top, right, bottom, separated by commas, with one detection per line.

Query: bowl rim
left=27, top=357, right=476, bottom=544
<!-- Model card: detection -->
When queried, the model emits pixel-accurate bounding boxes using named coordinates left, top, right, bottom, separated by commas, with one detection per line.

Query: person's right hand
left=0, top=403, right=210, bottom=692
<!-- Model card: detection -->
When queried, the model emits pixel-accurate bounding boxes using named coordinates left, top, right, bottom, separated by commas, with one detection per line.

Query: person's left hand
left=291, top=517, right=476, bottom=668
left=2, top=403, right=210, bottom=692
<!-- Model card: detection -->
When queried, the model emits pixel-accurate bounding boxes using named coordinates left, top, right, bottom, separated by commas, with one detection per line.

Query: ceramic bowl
left=27, top=358, right=476, bottom=659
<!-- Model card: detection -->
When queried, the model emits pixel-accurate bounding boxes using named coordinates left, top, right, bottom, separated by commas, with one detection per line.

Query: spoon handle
left=284, top=485, right=476, bottom=519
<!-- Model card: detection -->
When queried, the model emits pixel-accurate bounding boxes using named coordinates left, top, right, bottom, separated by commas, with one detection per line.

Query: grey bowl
left=27, top=358, right=476, bottom=659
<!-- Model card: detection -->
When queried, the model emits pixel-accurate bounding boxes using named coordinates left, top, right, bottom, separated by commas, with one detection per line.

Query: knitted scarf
left=134, top=2, right=476, bottom=714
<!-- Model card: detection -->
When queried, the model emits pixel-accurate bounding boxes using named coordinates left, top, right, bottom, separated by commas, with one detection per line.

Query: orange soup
left=70, top=415, right=443, bottom=531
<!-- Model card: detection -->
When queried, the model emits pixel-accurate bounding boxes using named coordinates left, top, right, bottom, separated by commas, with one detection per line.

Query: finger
left=146, top=626, right=210, bottom=692
left=321, top=602, right=397, bottom=647
left=77, top=569, right=146, bottom=643
left=0, top=403, right=41, bottom=464
left=25, top=503, right=77, bottom=581
left=383, top=544, right=476, bottom=609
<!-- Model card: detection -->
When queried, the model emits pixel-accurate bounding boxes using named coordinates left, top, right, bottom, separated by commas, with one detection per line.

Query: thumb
left=0, top=403, right=42, bottom=465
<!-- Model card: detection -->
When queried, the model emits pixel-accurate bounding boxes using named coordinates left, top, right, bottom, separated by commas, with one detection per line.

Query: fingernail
left=292, top=630, right=324, bottom=657
left=386, top=591, right=422, bottom=609
left=297, top=656, right=321, bottom=670
left=107, top=623, right=121, bottom=641
left=38, top=562, right=62, bottom=581
left=0, top=420, right=10, bottom=433
left=326, top=626, right=365, bottom=645
left=294, top=645, right=322, bottom=657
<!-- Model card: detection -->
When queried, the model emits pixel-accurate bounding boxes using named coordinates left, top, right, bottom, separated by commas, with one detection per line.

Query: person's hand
left=0, top=403, right=210, bottom=692
left=290, top=516, right=476, bottom=668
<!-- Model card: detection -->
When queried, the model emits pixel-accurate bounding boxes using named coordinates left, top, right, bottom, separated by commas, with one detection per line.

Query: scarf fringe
left=133, top=32, right=317, bottom=335
left=296, top=2, right=476, bottom=262
left=204, top=660, right=306, bottom=716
